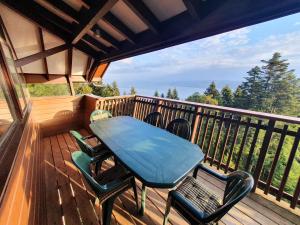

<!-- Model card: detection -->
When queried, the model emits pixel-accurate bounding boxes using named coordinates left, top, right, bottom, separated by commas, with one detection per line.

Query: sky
left=104, top=13, right=300, bottom=99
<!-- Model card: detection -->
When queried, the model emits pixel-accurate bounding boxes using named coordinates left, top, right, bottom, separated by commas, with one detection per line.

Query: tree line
left=155, top=52, right=300, bottom=117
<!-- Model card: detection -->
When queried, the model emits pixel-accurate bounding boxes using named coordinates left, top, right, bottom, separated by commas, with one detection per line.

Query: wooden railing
left=90, top=94, right=300, bottom=209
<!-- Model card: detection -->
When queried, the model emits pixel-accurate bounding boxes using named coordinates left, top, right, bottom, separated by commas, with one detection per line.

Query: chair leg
left=193, top=166, right=199, bottom=178
left=102, top=197, right=115, bottom=225
left=163, top=194, right=172, bottom=225
left=139, top=184, right=147, bottom=216
left=131, top=178, right=139, bottom=214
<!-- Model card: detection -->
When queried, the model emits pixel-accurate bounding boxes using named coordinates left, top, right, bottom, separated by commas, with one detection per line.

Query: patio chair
left=163, top=164, right=254, bottom=225
left=90, top=109, right=112, bottom=123
left=166, top=118, right=191, bottom=140
left=70, top=130, right=112, bottom=174
left=143, top=112, right=164, bottom=128
left=71, top=151, right=139, bottom=225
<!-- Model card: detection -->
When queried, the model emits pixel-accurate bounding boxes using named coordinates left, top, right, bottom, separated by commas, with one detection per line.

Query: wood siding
left=0, top=111, right=45, bottom=225
left=32, top=96, right=84, bottom=136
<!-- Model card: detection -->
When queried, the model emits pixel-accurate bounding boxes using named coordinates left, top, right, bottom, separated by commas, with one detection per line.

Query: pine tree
left=220, top=85, right=233, bottom=107
left=130, top=86, right=137, bottom=95
left=154, top=90, right=159, bottom=97
left=161, top=93, right=165, bottom=98
left=204, top=81, right=220, bottom=100
left=111, top=81, right=120, bottom=96
left=260, top=52, right=299, bottom=114
left=233, top=85, right=247, bottom=108
left=172, top=88, right=179, bottom=100
left=167, top=89, right=172, bottom=98
left=240, top=66, right=263, bottom=110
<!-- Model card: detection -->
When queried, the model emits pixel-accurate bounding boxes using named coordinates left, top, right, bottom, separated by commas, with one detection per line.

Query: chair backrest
left=143, top=112, right=164, bottom=128
left=71, top=151, right=105, bottom=195
left=205, top=171, right=254, bottom=223
left=90, top=110, right=112, bottom=123
left=166, top=118, right=191, bottom=140
left=70, top=130, right=96, bottom=157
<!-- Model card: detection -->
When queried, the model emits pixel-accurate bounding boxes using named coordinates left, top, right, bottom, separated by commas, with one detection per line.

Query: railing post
left=252, top=119, right=275, bottom=192
left=191, top=106, right=201, bottom=144
left=132, top=95, right=138, bottom=118
left=156, top=99, right=163, bottom=113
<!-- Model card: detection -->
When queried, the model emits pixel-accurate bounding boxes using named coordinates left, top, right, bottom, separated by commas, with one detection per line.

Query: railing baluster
left=200, top=111, right=211, bottom=150
left=211, top=113, right=225, bottom=166
left=205, top=111, right=218, bottom=162
left=191, top=106, right=201, bottom=144
left=291, top=177, right=300, bottom=208
left=225, top=116, right=241, bottom=173
left=235, top=117, right=251, bottom=171
left=276, top=128, right=300, bottom=200
left=194, top=108, right=204, bottom=145
left=264, top=124, right=288, bottom=195
left=245, top=120, right=262, bottom=172
left=252, top=120, right=276, bottom=191
left=218, top=114, right=233, bottom=170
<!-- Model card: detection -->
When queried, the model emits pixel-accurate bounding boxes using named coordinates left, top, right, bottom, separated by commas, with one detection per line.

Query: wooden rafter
left=82, top=34, right=110, bottom=53
left=88, top=61, right=110, bottom=82
left=84, top=56, right=92, bottom=80
left=92, top=24, right=120, bottom=49
left=47, top=0, right=80, bottom=21
left=122, top=0, right=160, bottom=34
left=72, top=0, right=118, bottom=44
left=15, top=44, right=69, bottom=67
left=183, top=0, right=200, bottom=20
left=103, top=12, right=136, bottom=44
left=66, top=48, right=75, bottom=95
left=37, top=28, right=49, bottom=80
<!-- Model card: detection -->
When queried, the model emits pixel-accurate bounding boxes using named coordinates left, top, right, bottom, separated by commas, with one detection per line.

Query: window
left=0, top=64, right=16, bottom=141
left=0, top=42, right=28, bottom=112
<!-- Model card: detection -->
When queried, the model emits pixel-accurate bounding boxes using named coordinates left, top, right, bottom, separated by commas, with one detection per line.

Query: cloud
left=107, top=27, right=300, bottom=81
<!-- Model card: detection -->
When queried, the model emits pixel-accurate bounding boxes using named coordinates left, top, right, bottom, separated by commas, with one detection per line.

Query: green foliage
left=160, top=93, right=165, bottom=98
left=154, top=90, right=159, bottom=97
left=74, top=83, right=93, bottom=95
left=204, top=81, right=220, bottom=100
left=91, top=81, right=120, bottom=97
left=186, top=92, right=218, bottom=105
left=220, top=85, right=233, bottom=107
left=166, top=88, right=180, bottom=99
left=130, top=86, right=137, bottom=95
left=27, top=83, right=70, bottom=97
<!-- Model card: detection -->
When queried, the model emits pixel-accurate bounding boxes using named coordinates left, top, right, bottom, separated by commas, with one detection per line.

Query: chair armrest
left=193, top=163, right=227, bottom=181
left=90, top=152, right=112, bottom=164
left=103, top=173, right=133, bottom=191
left=82, top=135, right=96, bottom=140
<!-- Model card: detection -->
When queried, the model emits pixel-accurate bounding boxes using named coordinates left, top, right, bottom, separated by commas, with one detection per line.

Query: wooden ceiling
left=2, top=0, right=300, bottom=81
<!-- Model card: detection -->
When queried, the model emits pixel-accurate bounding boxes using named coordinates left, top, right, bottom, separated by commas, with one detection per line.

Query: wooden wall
left=32, top=96, right=84, bottom=136
left=0, top=111, right=45, bottom=225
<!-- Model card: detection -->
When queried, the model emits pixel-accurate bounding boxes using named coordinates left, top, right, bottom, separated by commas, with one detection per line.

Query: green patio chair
left=70, top=130, right=112, bottom=174
left=90, top=109, right=112, bottom=123
left=166, top=118, right=191, bottom=140
left=163, top=164, right=254, bottom=225
left=143, top=112, right=164, bottom=128
left=71, top=151, right=138, bottom=225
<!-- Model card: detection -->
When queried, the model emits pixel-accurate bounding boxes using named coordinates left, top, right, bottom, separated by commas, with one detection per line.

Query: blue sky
left=104, top=13, right=300, bottom=99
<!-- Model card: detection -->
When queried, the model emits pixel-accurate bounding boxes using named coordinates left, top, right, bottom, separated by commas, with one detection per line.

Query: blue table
left=90, top=116, right=204, bottom=214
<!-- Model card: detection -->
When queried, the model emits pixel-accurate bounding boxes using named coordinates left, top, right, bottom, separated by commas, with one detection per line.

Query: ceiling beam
left=103, top=12, right=136, bottom=44
left=47, top=0, right=80, bottom=21
left=88, top=61, right=110, bottom=82
left=183, top=0, right=200, bottom=20
left=84, top=56, right=92, bottom=80
left=122, top=0, right=160, bottom=34
left=92, top=24, right=120, bottom=49
left=37, top=28, right=49, bottom=80
left=66, top=48, right=75, bottom=95
left=82, top=34, right=111, bottom=53
left=15, top=44, right=69, bottom=67
left=72, top=0, right=118, bottom=44
left=2, top=0, right=70, bottom=41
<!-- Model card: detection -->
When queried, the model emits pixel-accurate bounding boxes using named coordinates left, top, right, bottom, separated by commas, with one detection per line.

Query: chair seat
left=172, top=176, right=221, bottom=219
left=95, top=164, right=129, bottom=185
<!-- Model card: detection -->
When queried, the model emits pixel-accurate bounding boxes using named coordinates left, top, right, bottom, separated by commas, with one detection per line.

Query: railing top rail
left=136, top=95, right=300, bottom=124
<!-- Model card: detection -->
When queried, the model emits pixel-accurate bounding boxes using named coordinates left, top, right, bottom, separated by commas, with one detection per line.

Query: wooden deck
left=43, top=130, right=298, bottom=225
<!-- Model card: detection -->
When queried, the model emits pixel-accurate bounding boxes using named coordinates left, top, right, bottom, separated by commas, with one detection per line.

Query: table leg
left=139, top=184, right=147, bottom=215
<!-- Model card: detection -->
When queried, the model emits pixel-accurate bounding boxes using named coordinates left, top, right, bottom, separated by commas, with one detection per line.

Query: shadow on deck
left=42, top=130, right=298, bottom=225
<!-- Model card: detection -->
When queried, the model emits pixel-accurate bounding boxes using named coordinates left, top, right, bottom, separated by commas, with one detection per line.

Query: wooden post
left=191, top=106, right=201, bottom=144
left=252, top=119, right=275, bottom=191
left=132, top=95, right=138, bottom=118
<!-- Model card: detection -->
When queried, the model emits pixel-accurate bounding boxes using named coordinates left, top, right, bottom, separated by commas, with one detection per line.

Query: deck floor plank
left=43, top=131, right=297, bottom=225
